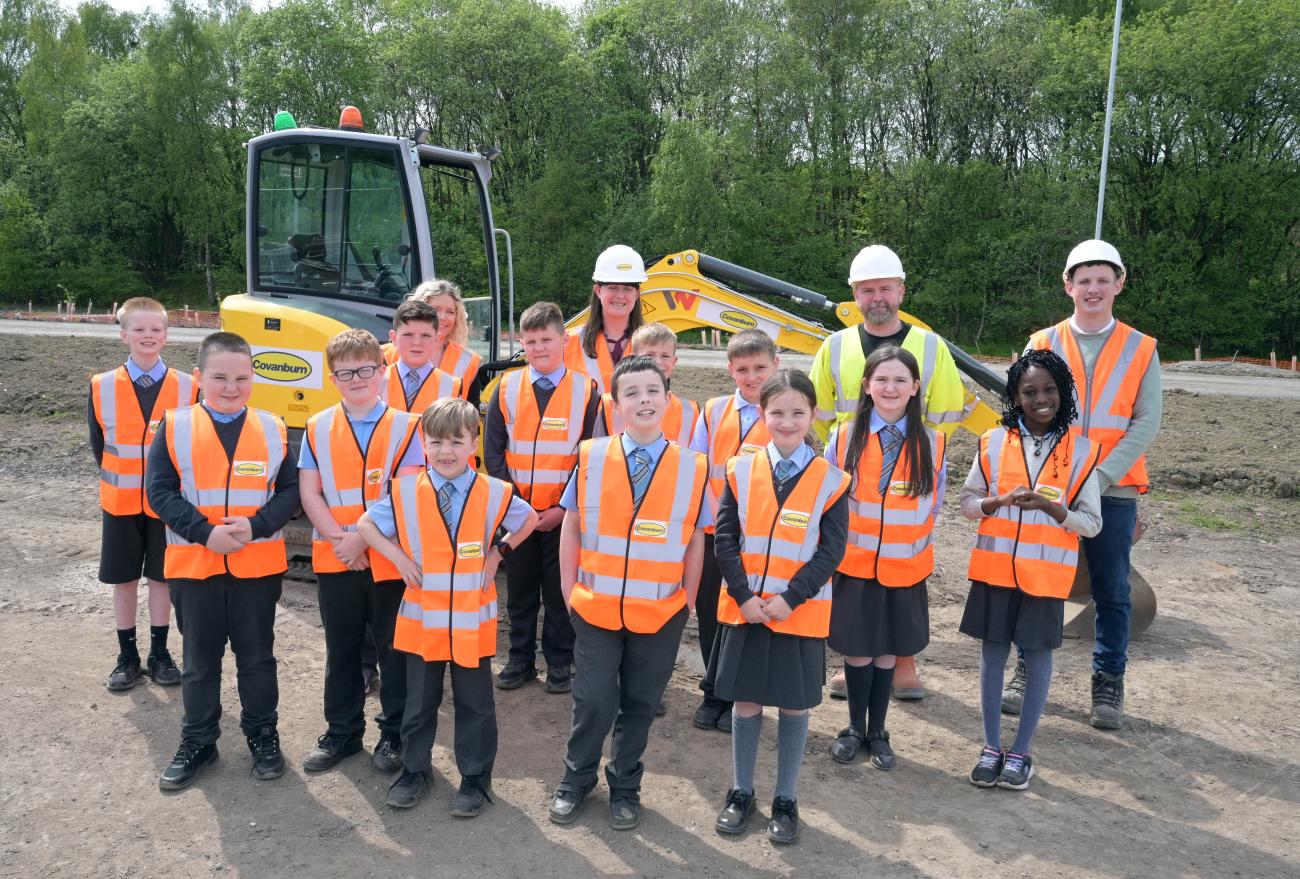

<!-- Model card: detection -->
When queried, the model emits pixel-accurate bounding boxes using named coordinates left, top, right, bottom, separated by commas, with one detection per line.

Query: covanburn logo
left=616, top=262, right=633, bottom=270
left=1035, top=485, right=1062, bottom=501
left=366, top=468, right=383, bottom=485
left=719, top=310, right=759, bottom=331
left=633, top=521, right=667, bottom=538
left=252, top=351, right=312, bottom=382
left=541, top=417, right=568, bottom=431
left=233, top=461, right=267, bottom=477
left=457, top=543, right=483, bottom=559
left=148, top=420, right=161, bottom=434
left=779, top=510, right=810, bottom=528
left=889, top=481, right=911, bottom=496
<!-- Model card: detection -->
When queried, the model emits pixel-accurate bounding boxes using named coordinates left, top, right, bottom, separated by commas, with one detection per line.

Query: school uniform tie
left=630, top=448, right=652, bottom=505
left=774, top=458, right=796, bottom=490
left=438, top=481, right=455, bottom=521
left=879, top=424, right=904, bottom=494
left=135, top=373, right=155, bottom=389
left=535, top=375, right=554, bottom=392
left=403, top=370, right=421, bottom=408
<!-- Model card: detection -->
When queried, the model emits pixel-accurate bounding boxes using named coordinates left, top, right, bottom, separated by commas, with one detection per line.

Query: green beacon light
left=273, top=110, right=297, bottom=132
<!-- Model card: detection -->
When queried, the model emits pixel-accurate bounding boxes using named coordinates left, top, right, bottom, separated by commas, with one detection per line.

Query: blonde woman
left=382, top=279, right=482, bottom=403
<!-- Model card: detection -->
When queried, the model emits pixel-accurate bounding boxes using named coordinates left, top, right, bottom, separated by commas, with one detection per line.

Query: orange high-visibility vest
left=564, top=329, right=615, bottom=396
left=828, top=422, right=944, bottom=586
left=383, top=363, right=462, bottom=413
left=390, top=471, right=511, bottom=666
left=91, top=366, right=197, bottom=517
left=381, top=343, right=479, bottom=399
left=716, top=451, right=849, bottom=637
left=1029, top=320, right=1156, bottom=492
left=571, top=437, right=708, bottom=633
left=500, top=368, right=593, bottom=510
left=162, top=406, right=289, bottom=581
left=602, top=391, right=698, bottom=446
left=967, top=427, right=1100, bottom=599
left=702, top=395, right=771, bottom=532
left=305, top=403, right=419, bottom=579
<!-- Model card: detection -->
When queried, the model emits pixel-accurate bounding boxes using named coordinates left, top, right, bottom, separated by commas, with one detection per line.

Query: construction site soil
left=1, top=333, right=1297, bottom=878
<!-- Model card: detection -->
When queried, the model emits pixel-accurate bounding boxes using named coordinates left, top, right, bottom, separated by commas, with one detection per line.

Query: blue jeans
left=1083, top=496, right=1138, bottom=676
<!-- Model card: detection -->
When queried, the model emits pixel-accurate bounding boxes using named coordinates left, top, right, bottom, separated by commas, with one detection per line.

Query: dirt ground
left=1, top=334, right=1298, bottom=879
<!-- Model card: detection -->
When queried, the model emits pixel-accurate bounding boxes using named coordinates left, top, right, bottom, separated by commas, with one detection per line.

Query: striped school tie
left=135, top=373, right=155, bottom=389
left=535, top=375, right=554, bottom=391
left=403, top=370, right=421, bottom=408
left=630, top=448, right=651, bottom=504
left=879, top=424, right=903, bottom=494
left=438, top=481, right=454, bottom=520
left=774, top=458, right=795, bottom=489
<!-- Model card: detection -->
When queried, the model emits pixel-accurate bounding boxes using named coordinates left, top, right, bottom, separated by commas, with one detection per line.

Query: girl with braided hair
left=958, top=349, right=1102, bottom=791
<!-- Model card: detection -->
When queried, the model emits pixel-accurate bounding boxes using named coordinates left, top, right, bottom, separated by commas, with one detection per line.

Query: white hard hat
left=1064, top=239, right=1124, bottom=277
left=592, top=245, right=648, bottom=284
left=848, top=245, right=905, bottom=285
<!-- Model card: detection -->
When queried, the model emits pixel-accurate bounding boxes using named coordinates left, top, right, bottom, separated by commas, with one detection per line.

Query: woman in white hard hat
left=564, top=245, right=647, bottom=396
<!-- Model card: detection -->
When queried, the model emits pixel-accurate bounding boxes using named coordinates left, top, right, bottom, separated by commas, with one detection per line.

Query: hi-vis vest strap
left=306, top=404, right=419, bottom=578
left=391, top=471, right=511, bottom=666
left=703, top=395, right=771, bottom=531
left=163, top=406, right=288, bottom=580
left=563, top=329, right=615, bottom=396
left=601, top=392, right=699, bottom=446
left=716, top=451, right=849, bottom=637
left=92, top=366, right=196, bottom=517
left=1029, top=320, right=1156, bottom=492
left=384, top=364, right=462, bottom=413
left=381, top=343, right=480, bottom=400
left=967, top=427, right=1100, bottom=599
left=501, top=369, right=592, bottom=510
left=813, top=326, right=965, bottom=441
left=572, top=438, right=708, bottom=633
left=827, top=422, right=944, bottom=587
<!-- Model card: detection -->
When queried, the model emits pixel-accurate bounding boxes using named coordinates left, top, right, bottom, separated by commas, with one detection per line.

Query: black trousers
left=169, top=574, right=281, bottom=744
left=559, top=607, right=687, bottom=794
left=505, top=526, right=573, bottom=669
left=400, top=655, right=496, bottom=778
left=695, top=534, right=725, bottom=702
left=317, top=570, right=406, bottom=738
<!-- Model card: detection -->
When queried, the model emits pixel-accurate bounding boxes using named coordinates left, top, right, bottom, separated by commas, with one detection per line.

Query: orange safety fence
left=972, top=352, right=1297, bottom=372
left=2, top=308, right=221, bottom=328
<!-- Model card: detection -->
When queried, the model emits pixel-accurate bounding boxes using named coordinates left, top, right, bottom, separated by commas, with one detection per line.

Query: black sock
left=866, top=665, right=895, bottom=734
left=117, top=627, right=139, bottom=660
left=845, top=664, right=872, bottom=734
left=149, top=625, right=169, bottom=655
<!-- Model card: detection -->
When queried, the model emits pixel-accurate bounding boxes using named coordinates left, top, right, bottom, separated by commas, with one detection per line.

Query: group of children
left=92, top=244, right=1109, bottom=844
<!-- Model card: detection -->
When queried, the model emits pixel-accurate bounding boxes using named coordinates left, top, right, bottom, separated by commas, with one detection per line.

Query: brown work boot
left=892, top=655, right=926, bottom=700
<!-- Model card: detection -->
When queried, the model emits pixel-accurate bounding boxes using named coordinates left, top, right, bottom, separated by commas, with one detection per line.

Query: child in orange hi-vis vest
left=711, top=369, right=849, bottom=846
left=146, top=332, right=300, bottom=792
left=687, top=328, right=779, bottom=734
left=298, top=329, right=425, bottom=777
left=358, top=398, right=537, bottom=816
left=90, top=296, right=197, bottom=692
left=380, top=279, right=482, bottom=404
left=824, top=345, right=946, bottom=773
left=600, top=322, right=699, bottom=445
left=484, top=301, right=602, bottom=694
left=547, top=356, right=708, bottom=831
left=383, top=299, right=462, bottom=413
left=960, top=350, right=1101, bottom=792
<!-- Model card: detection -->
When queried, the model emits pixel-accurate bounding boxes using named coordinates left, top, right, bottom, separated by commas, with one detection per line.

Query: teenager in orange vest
left=711, top=370, right=849, bottom=845
left=484, top=301, right=602, bottom=693
left=687, top=328, right=778, bottom=733
left=383, top=299, right=462, bottom=414
left=825, top=346, right=945, bottom=772
left=961, top=350, right=1102, bottom=791
left=358, top=398, right=537, bottom=815
left=90, top=297, right=197, bottom=692
left=547, top=356, right=708, bottom=830
left=146, top=332, right=300, bottom=791
left=380, top=279, right=483, bottom=404
left=563, top=244, right=646, bottom=396
left=1010, top=239, right=1160, bottom=731
left=600, top=322, right=699, bottom=445
left=298, top=329, right=425, bottom=776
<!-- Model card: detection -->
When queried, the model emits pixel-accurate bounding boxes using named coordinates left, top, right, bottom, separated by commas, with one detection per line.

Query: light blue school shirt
left=368, top=467, right=532, bottom=539
left=125, top=357, right=167, bottom=385
left=298, top=400, right=424, bottom=470
left=560, top=432, right=712, bottom=527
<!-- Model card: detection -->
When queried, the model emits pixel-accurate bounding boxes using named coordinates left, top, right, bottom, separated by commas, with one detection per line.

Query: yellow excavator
left=220, top=106, right=1151, bottom=635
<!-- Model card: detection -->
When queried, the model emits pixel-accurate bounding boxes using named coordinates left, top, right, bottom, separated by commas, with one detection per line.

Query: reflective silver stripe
left=375, top=411, right=416, bottom=498
left=447, top=346, right=473, bottom=376
left=312, top=523, right=357, bottom=541
left=1089, top=328, right=1145, bottom=428
left=254, top=410, right=286, bottom=483
left=174, top=372, right=195, bottom=406
left=171, top=408, right=198, bottom=502
left=974, top=533, right=1078, bottom=568
left=98, top=370, right=120, bottom=449
left=399, top=602, right=496, bottom=628
left=918, top=331, right=937, bottom=396
left=102, top=443, right=145, bottom=460
left=311, top=410, right=339, bottom=503
left=506, top=439, right=582, bottom=456
left=577, top=570, right=682, bottom=601
left=827, top=332, right=854, bottom=415
left=100, top=469, right=142, bottom=488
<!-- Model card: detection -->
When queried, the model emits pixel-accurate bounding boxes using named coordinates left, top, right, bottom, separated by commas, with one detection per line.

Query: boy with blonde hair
left=601, top=323, right=699, bottom=446
left=90, top=296, right=197, bottom=691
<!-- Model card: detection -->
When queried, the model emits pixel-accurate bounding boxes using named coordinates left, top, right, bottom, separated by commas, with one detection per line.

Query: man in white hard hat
left=564, top=245, right=647, bottom=396
left=810, top=245, right=966, bottom=700
left=1003, top=239, right=1161, bottom=730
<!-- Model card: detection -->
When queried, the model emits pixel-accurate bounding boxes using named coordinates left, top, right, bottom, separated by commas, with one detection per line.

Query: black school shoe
left=450, top=774, right=493, bottom=817
left=106, top=654, right=143, bottom=691
left=693, top=697, right=727, bottom=730
left=302, top=732, right=363, bottom=772
left=387, top=769, right=431, bottom=809
left=496, top=662, right=538, bottom=690
left=548, top=780, right=596, bottom=825
left=247, top=727, right=285, bottom=780
left=866, top=730, right=896, bottom=771
left=372, top=734, right=403, bottom=774
left=544, top=664, right=573, bottom=694
left=715, top=788, right=756, bottom=835
left=609, top=791, right=642, bottom=831
left=831, top=726, right=865, bottom=763
left=146, top=649, right=182, bottom=686
left=767, top=796, right=800, bottom=844
left=159, top=740, right=217, bottom=791
left=969, top=746, right=1005, bottom=788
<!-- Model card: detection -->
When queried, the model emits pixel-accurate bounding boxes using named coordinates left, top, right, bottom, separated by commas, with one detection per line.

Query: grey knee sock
left=1012, top=648, right=1053, bottom=755
left=774, top=712, right=809, bottom=800
left=731, top=711, right=763, bottom=794
left=980, top=640, right=1012, bottom=749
